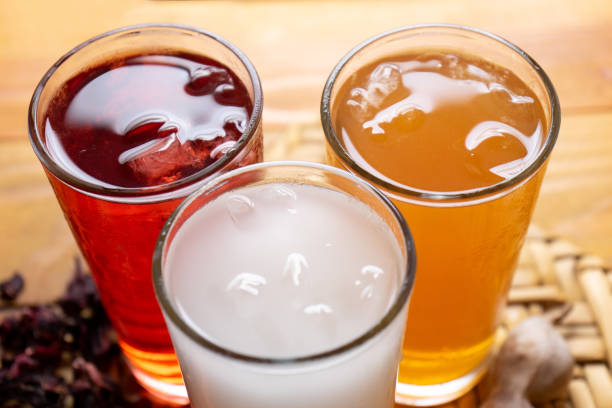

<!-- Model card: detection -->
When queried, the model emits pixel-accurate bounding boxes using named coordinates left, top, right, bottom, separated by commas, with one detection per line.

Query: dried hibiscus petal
left=0, top=259, right=156, bottom=407
left=0, top=273, right=24, bottom=302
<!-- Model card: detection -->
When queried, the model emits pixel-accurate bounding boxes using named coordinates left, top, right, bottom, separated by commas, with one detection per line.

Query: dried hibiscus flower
left=0, top=273, right=24, bottom=302
left=0, top=259, right=156, bottom=407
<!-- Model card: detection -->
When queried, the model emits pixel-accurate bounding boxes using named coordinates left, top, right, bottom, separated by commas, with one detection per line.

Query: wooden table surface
left=0, top=0, right=611, bottom=406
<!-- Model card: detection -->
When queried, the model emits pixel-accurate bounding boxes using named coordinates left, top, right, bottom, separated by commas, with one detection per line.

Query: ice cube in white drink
left=162, top=181, right=410, bottom=408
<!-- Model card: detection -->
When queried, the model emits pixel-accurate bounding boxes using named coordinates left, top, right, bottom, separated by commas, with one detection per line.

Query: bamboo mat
left=264, top=122, right=612, bottom=408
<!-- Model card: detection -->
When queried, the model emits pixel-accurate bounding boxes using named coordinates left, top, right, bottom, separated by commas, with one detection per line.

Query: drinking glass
left=153, top=161, right=417, bottom=408
left=28, top=24, right=263, bottom=404
left=321, top=24, right=560, bottom=406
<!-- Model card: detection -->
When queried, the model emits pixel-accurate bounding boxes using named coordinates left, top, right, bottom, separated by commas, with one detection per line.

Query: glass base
left=128, top=361, right=189, bottom=406
left=394, top=355, right=490, bottom=406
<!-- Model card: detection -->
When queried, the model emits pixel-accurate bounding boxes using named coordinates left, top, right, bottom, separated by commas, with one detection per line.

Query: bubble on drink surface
left=226, top=273, right=266, bottom=296
left=283, top=252, right=309, bottom=286
left=225, top=194, right=255, bottom=224
left=465, top=120, right=543, bottom=180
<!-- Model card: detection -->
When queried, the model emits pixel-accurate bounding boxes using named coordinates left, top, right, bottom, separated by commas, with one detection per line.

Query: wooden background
left=0, top=0, right=610, bottom=336
left=1, top=1, right=611, bottom=407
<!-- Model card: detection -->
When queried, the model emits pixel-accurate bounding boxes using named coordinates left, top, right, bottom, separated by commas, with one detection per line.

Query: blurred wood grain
left=1, top=0, right=611, bottom=407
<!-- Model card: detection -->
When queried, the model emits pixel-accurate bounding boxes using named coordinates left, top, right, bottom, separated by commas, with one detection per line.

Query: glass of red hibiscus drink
left=28, top=24, right=263, bottom=404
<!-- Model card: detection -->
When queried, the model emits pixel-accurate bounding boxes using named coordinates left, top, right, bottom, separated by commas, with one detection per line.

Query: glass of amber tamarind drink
left=153, top=161, right=417, bottom=408
left=28, top=24, right=263, bottom=404
left=321, top=24, right=560, bottom=406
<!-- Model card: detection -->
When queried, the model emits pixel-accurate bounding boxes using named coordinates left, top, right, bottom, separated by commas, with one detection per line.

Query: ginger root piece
left=481, top=314, right=574, bottom=407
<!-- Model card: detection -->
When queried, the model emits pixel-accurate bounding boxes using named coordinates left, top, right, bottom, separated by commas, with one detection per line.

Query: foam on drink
left=164, top=182, right=402, bottom=359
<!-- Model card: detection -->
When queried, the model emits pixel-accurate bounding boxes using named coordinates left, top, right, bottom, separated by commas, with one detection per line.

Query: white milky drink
left=154, top=162, right=415, bottom=408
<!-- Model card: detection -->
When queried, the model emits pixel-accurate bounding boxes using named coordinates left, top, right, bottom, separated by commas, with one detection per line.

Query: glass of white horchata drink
left=153, top=161, right=416, bottom=408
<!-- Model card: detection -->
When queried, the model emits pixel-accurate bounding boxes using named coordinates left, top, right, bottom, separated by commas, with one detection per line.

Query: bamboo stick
left=560, top=302, right=595, bottom=326
left=567, top=336, right=606, bottom=362
left=508, top=285, right=565, bottom=304
left=551, top=240, right=580, bottom=259
left=583, top=364, right=612, bottom=408
left=578, top=267, right=612, bottom=367
left=529, top=240, right=557, bottom=284
left=555, top=257, right=584, bottom=301
left=569, top=379, right=597, bottom=408
left=578, top=255, right=605, bottom=270
left=558, top=325, right=600, bottom=338
left=512, top=267, right=540, bottom=287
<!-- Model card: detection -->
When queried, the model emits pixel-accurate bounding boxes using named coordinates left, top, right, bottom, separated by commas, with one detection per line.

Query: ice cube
left=120, top=133, right=203, bottom=184
left=259, top=185, right=298, bottom=214
left=119, top=108, right=248, bottom=184
left=283, top=252, right=309, bottom=286
left=464, top=121, right=542, bottom=180
left=123, top=113, right=174, bottom=141
left=368, top=63, right=402, bottom=101
left=360, top=285, right=374, bottom=300
left=488, top=83, right=535, bottom=104
left=210, top=140, right=237, bottom=159
left=222, top=111, right=247, bottom=133
left=185, top=65, right=233, bottom=96
left=361, top=265, right=384, bottom=280
left=225, top=194, right=255, bottom=225
left=214, top=83, right=243, bottom=106
left=346, top=62, right=401, bottom=115
left=357, top=265, right=385, bottom=300
left=303, top=304, right=333, bottom=315
left=118, top=134, right=177, bottom=165
left=226, top=273, right=266, bottom=296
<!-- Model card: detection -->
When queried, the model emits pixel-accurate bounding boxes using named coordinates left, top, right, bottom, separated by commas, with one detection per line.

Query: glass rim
left=152, top=160, right=417, bottom=365
left=320, top=23, right=561, bottom=201
left=27, top=23, right=263, bottom=198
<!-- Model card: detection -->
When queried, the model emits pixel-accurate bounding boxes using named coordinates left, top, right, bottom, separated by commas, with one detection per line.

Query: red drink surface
left=42, top=52, right=261, bottom=391
left=45, top=53, right=253, bottom=188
